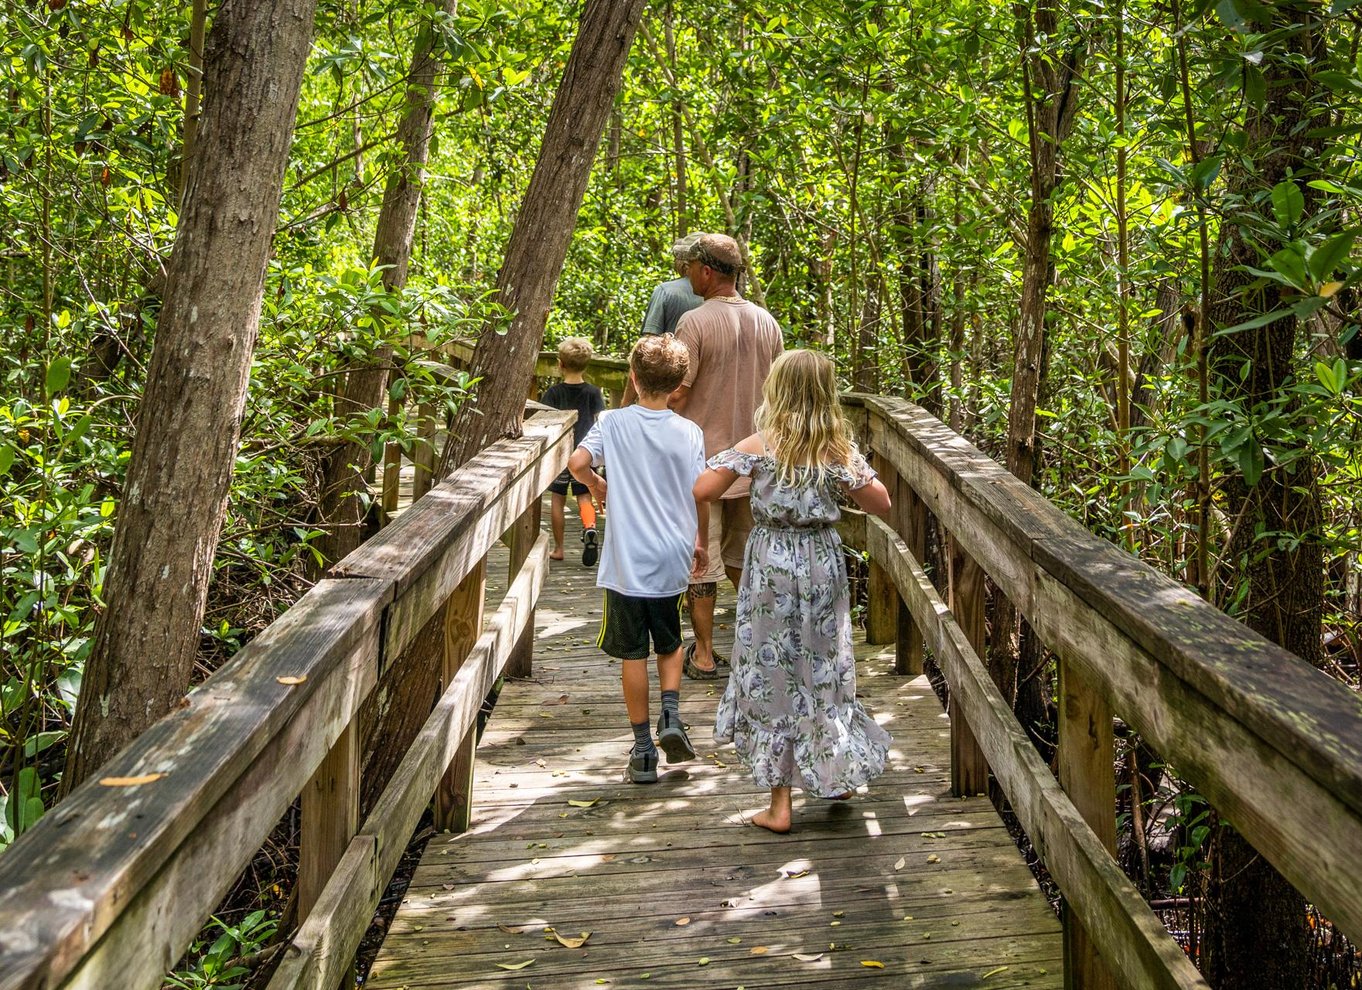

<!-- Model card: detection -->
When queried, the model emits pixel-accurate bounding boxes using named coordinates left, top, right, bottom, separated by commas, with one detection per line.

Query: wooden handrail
left=850, top=393, right=1362, bottom=989
left=0, top=408, right=575, bottom=990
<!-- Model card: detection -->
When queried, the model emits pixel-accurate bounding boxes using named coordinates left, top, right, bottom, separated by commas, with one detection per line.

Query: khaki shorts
left=699, top=497, right=754, bottom=582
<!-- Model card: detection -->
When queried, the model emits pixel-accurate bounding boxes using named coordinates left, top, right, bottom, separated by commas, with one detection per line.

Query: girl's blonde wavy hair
left=753, top=349, right=855, bottom=484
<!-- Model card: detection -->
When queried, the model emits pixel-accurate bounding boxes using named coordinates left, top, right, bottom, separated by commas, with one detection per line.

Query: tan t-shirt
left=676, top=295, right=784, bottom=498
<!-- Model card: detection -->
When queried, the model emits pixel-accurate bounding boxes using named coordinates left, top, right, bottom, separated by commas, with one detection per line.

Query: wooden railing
left=5, top=390, right=1361, bottom=990
left=843, top=394, right=1362, bottom=990
left=0, top=406, right=575, bottom=990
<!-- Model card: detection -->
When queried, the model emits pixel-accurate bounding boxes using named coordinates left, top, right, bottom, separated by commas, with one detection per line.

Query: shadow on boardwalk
left=366, top=502, right=1061, bottom=989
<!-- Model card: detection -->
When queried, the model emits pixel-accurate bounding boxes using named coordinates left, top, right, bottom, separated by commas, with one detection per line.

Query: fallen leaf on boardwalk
left=697, top=957, right=710, bottom=966
left=497, top=924, right=525, bottom=934
left=541, top=695, right=569, bottom=706
left=784, top=869, right=810, bottom=879
left=893, top=857, right=906, bottom=871
left=832, top=911, right=845, bottom=918
left=275, top=675, right=307, bottom=685
left=726, top=937, right=742, bottom=944
left=600, top=854, right=616, bottom=862
left=750, top=946, right=769, bottom=955
left=982, top=966, right=1010, bottom=979
left=567, top=799, right=599, bottom=808
left=830, top=921, right=841, bottom=927
left=442, top=884, right=455, bottom=891
left=538, top=712, right=554, bottom=719
left=902, top=915, right=914, bottom=921
left=861, top=961, right=885, bottom=968
left=674, top=917, right=691, bottom=926
left=495, top=960, right=534, bottom=970
left=792, top=953, right=824, bottom=962
left=534, top=759, right=547, bottom=768
left=99, top=773, right=166, bottom=787
left=926, top=854, right=940, bottom=864
left=553, top=931, right=591, bottom=949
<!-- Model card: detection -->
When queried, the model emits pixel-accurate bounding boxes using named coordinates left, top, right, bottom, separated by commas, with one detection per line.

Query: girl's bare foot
left=751, top=786, right=793, bottom=833
left=750, top=808, right=791, bottom=833
left=550, top=549, right=565, bottom=561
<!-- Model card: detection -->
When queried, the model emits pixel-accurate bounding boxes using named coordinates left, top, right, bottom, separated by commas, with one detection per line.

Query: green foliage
left=163, top=911, right=278, bottom=990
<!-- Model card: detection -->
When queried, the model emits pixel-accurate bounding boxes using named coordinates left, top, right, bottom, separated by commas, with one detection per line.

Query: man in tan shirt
left=670, top=233, right=783, bottom=678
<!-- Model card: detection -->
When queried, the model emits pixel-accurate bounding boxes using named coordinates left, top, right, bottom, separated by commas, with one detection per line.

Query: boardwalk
left=366, top=504, right=1062, bottom=989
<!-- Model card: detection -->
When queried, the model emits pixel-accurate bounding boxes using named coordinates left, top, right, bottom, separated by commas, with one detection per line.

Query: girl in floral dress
left=694, top=349, right=893, bottom=833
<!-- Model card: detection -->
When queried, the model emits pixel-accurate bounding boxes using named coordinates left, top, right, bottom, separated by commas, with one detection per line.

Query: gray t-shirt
left=641, top=276, right=703, bottom=336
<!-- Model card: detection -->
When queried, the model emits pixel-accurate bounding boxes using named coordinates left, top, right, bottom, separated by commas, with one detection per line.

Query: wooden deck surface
left=366, top=502, right=1062, bottom=989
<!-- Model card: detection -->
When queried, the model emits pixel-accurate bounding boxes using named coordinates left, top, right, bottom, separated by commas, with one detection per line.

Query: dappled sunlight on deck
left=365, top=501, right=1063, bottom=989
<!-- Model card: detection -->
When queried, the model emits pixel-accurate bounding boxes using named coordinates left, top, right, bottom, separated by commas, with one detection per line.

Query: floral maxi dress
left=711, top=448, right=891, bottom=797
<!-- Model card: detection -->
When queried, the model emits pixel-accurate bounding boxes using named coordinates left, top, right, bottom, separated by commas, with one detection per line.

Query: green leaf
left=1315, top=359, right=1343, bottom=395
left=0, top=445, right=13, bottom=476
left=1308, top=232, right=1354, bottom=282
left=1217, top=307, right=1295, bottom=335
left=45, top=357, right=72, bottom=396
left=1271, top=180, right=1304, bottom=229
left=1238, top=441, right=1265, bottom=487
left=1266, top=246, right=1308, bottom=288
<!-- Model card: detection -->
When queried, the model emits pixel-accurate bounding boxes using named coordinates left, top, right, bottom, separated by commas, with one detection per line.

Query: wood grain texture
left=868, top=517, right=1205, bottom=990
left=364, top=509, right=1061, bottom=989
left=865, top=397, right=1362, bottom=944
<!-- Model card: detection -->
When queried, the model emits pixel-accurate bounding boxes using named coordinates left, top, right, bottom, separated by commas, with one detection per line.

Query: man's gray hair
left=670, top=231, right=706, bottom=261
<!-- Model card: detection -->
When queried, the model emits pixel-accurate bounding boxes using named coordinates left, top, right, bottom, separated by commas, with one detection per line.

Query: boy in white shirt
left=569, top=335, right=709, bottom=783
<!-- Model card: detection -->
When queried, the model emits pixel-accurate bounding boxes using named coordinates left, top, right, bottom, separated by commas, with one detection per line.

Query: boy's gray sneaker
left=625, top=746, right=658, bottom=784
left=581, top=528, right=599, bottom=567
left=656, top=710, right=695, bottom=764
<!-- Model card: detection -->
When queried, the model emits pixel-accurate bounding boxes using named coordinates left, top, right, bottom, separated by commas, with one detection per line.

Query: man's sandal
left=683, top=641, right=718, bottom=680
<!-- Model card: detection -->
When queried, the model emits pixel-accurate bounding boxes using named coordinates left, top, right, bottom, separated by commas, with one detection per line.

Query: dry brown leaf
left=750, top=946, right=769, bottom=955
left=275, top=675, right=307, bottom=685
left=674, top=917, right=691, bottom=926
left=553, top=931, right=591, bottom=949
left=495, top=960, right=534, bottom=970
left=541, top=694, right=569, bottom=706
left=784, top=869, right=810, bottom=879
left=567, top=798, right=599, bottom=808
left=497, top=924, right=525, bottom=934
left=792, top=952, right=824, bottom=962
left=98, top=773, right=166, bottom=787
left=926, top=854, right=941, bottom=864
left=893, top=857, right=906, bottom=871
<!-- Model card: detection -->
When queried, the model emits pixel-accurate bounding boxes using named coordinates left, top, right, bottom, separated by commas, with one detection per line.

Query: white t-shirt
left=578, top=405, right=705, bottom=597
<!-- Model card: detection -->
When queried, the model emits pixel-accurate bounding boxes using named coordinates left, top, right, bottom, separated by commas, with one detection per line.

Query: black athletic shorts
left=597, top=590, right=684, bottom=660
left=548, top=468, right=589, bottom=497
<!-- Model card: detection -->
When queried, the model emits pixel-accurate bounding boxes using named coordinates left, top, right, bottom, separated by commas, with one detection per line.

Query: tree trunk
left=992, top=0, right=1085, bottom=711
left=314, top=0, right=460, bottom=570
left=442, top=0, right=646, bottom=472
left=62, top=0, right=318, bottom=793
left=1200, top=5, right=1322, bottom=984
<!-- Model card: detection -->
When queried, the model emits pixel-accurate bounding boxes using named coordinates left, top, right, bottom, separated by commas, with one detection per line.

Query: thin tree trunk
left=1200, top=4, right=1322, bottom=984
left=665, top=0, right=687, bottom=236
left=178, top=0, right=208, bottom=208
left=314, top=0, right=459, bottom=570
left=441, top=0, right=647, bottom=472
left=62, top=0, right=318, bottom=793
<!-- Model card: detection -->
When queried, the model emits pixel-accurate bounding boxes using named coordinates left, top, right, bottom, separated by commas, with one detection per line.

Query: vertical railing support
left=411, top=400, right=437, bottom=501
left=948, top=537, right=989, bottom=796
left=505, top=498, right=542, bottom=679
left=1058, top=653, right=1117, bottom=990
left=379, top=393, right=402, bottom=526
left=298, top=721, right=359, bottom=920
left=433, top=557, right=488, bottom=832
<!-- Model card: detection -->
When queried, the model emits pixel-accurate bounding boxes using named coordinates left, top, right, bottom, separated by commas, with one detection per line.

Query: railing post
left=379, top=393, right=402, bottom=526
left=1057, top=653, right=1117, bottom=990
left=433, top=557, right=487, bottom=832
left=504, top=497, right=542, bottom=679
left=882, top=461, right=926, bottom=676
left=411, top=400, right=437, bottom=501
left=299, top=721, right=359, bottom=920
left=948, top=537, right=989, bottom=796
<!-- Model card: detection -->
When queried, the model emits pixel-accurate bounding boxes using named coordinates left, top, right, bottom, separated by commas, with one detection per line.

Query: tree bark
left=1200, top=5, right=1322, bottom=984
left=442, top=0, right=646, bottom=472
left=314, top=0, right=460, bottom=570
left=62, top=0, right=318, bottom=793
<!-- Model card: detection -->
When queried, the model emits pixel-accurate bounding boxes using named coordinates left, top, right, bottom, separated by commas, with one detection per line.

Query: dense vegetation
left=3, top=0, right=1361, bottom=986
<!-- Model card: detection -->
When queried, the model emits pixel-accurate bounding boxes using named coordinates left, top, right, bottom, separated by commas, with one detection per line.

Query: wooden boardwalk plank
left=367, top=500, right=1062, bottom=989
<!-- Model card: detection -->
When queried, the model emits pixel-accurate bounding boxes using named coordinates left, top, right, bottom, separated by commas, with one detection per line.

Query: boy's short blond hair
left=630, top=334, right=689, bottom=397
left=557, top=337, right=594, bottom=373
